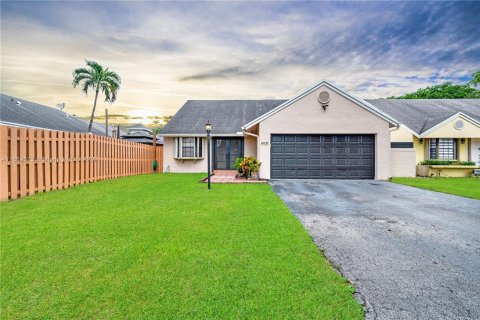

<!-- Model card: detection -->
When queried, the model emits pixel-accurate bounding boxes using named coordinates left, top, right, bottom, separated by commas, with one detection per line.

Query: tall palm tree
left=72, top=60, right=121, bottom=133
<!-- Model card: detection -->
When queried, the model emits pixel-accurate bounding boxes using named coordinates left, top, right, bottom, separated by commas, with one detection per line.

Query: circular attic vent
left=454, top=119, right=464, bottom=130
left=318, top=91, right=331, bottom=104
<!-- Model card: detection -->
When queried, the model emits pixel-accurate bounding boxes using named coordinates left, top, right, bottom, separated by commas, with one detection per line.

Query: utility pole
left=105, top=108, right=109, bottom=136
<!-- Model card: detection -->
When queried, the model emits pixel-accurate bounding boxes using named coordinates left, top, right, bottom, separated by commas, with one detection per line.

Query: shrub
left=237, top=156, right=262, bottom=178
left=234, top=157, right=243, bottom=173
left=419, top=160, right=476, bottom=166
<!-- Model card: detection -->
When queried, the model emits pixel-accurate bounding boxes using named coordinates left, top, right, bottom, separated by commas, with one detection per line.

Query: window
left=429, top=138, right=457, bottom=160
left=175, top=137, right=203, bottom=159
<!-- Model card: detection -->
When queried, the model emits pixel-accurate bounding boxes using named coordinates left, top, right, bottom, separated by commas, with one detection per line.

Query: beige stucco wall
left=471, top=138, right=480, bottom=165
left=390, top=125, right=414, bottom=142
left=459, top=141, right=467, bottom=161
left=257, top=85, right=392, bottom=180
left=423, top=116, right=480, bottom=138
left=244, top=135, right=257, bottom=158
left=391, top=149, right=416, bottom=177
left=413, top=136, right=426, bottom=164
left=163, top=137, right=211, bottom=173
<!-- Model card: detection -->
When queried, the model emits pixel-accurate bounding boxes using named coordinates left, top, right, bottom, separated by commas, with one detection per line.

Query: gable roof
left=242, top=80, right=399, bottom=129
left=127, top=123, right=152, bottom=132
left=160, top=100, right=286, bottom=136
left=0, top=93, right=113, bottom=136
left=120, top=130, right=163, bottom=145
left=366, top=99, right=480, bottom=136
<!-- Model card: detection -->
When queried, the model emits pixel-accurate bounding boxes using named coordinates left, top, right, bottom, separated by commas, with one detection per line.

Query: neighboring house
left=365, top=99, right=480, bottom=177
left=120, top=123, right=163, bottom=145
left=160, top=80, right=480, bottom=179
left=0, top=93, right=114, bottom=136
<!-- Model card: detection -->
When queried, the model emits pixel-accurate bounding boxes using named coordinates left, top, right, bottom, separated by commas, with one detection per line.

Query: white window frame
left=175, top=137, right=204, bottom=159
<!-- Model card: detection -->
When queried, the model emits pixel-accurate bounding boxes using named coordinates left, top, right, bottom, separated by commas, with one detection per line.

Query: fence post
left=0, top=126, right=9, bottom=200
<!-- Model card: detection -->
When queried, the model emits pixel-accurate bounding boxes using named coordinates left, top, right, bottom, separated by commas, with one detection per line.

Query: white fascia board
left=158, top=133, right=244, bottom=137
left=419, top=112, right=480, bottom=137
left=243, top=80, right=399, bottom=129
left=0, top=121, right=54, bottom=131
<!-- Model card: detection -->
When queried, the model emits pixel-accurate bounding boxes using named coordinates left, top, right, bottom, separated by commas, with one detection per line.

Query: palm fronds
left=72, top=59, right=122, bottom=132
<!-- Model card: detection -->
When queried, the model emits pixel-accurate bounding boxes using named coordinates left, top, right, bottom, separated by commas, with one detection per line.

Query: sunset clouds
left=1, top=1, right=479, bottom=119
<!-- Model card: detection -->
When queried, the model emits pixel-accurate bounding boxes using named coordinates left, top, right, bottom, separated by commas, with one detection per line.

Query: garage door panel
left=284, top=146, right=296, bottom=154
left=271, top=134, right=374, bottom=179
left=323, top=147, right=334, bottom=154
left=297, top=147, right=309, bottom=154
left=271, top=146, right=283, bottom=154
left=362, top=136, right=374, bottom=143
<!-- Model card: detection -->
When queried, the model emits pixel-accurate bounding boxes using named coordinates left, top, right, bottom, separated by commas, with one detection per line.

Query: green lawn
left=392, top=177, right=480, bottom=200
left=1, top=174, right=362, bottom=319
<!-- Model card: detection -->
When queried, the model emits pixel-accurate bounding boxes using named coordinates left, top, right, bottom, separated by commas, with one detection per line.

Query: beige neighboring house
left=159, top=80, right=480, bottom=180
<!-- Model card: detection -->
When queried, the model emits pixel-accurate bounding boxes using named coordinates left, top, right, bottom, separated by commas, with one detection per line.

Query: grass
left=392, top=177, right=480, bottom=200
left=1, top=174, right=363, bottom=319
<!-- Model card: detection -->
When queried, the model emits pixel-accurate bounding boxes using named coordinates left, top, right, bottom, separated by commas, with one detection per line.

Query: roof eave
left=419, top=112, right=480, bottom=138
left=158, top=133, right=244, bottom=137
left=243, top=80, right=399, bottom=129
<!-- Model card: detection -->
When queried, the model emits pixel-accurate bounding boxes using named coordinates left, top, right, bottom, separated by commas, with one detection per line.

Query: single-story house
left=159, top=80, right=480, bottom=179
left=120, top=123, right=163, bottom=145
left=0, top=93, right=116, bottom=136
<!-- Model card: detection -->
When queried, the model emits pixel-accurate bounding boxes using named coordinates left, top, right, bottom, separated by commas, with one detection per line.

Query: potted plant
left=239, top=156, right=261, bottom=179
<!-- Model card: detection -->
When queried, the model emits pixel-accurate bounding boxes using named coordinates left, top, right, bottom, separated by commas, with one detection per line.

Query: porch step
left=213, top=170, right=237, bottom=177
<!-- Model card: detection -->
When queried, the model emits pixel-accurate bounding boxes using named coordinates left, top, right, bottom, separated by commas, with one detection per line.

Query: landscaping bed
left=1, top=174, right=362, bottom=319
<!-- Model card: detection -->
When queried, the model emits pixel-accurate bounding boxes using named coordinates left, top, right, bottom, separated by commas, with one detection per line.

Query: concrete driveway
left=270, top=180, right=480, bottom=320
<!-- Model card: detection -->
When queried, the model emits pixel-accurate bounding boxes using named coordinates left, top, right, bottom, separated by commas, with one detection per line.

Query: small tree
left=72, top=60, right=121, bottom=132
left=469, top=70, right=480, bottom=88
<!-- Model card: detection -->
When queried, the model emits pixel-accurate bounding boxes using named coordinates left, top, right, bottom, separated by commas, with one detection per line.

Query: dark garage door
left=271, top=134, right=375, bottom=179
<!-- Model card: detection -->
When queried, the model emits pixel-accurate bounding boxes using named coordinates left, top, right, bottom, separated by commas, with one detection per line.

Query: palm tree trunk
left=88, top=87, right=100, bottom=133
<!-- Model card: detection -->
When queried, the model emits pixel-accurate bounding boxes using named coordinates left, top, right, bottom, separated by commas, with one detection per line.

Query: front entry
left=213, top=138, right=244, bottom=170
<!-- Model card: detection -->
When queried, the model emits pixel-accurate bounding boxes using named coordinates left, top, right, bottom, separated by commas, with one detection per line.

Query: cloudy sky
left=1, top=1, right=479, bottom=123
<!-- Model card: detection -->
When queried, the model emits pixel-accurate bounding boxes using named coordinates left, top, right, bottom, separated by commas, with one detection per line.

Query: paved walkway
left=204, top=175, right=267, bottom=184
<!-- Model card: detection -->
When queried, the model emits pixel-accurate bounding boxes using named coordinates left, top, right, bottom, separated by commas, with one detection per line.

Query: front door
left=214, top=138, right=244, bottom=170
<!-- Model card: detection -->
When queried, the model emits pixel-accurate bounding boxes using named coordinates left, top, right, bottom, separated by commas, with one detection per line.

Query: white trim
left=0, top=120, right=56, bottom=131
left=174, top=137, right=205, bottom=159
left=159, top=133, right=244, bottom=137
left=419, top=112, right=480, bottom=137
left=242, top=80, right=399, bottom=129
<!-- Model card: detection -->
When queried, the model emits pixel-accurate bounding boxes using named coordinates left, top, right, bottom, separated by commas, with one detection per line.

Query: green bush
left=234, top=157, right=243, bottom=172
left=237, top=156, right=262, bottom=178
left=419, top=160, right=476, bottom=166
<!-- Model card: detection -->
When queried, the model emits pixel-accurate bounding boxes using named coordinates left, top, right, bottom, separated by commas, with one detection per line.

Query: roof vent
left=318, top=91, right=330, bottom=110
left=454, top=119, right=464, bottom=130
left=318, top=91, right=330, bottom=104
left=15, top=101, right=22, bottom=106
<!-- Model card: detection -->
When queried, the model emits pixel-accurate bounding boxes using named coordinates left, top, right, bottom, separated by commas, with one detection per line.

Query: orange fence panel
left=0, top=125, right=163, bottom=201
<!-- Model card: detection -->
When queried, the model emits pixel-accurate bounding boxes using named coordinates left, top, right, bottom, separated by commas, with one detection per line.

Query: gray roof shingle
left=365, top=99, right=480, bottom=135
left=160, top=100, right=287, bottom=135
left=1, top=93, right=113, bottom=136
left=120, top=130, right=163, bottom=145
